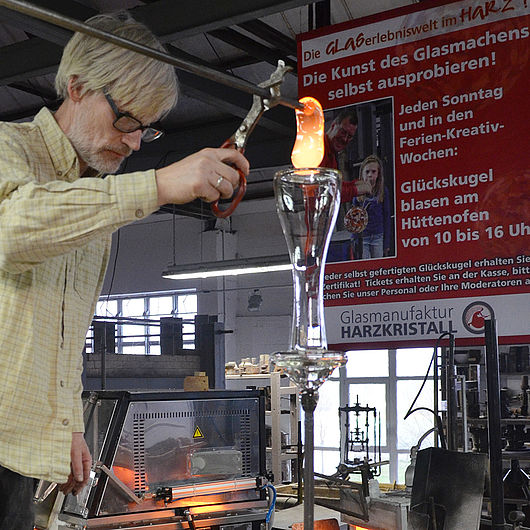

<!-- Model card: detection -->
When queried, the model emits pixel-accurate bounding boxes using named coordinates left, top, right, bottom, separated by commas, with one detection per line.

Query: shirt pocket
left=73, top=245, right=104, bottom=302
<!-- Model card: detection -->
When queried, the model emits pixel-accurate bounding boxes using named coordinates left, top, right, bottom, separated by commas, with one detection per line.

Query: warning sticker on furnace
left=193, top=426, right=204, bottom=439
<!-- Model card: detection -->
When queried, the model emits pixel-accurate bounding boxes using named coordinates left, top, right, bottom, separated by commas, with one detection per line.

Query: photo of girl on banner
left=324, top=97, right=396, bottom=263
left=348, top=154, right=393, bottom=259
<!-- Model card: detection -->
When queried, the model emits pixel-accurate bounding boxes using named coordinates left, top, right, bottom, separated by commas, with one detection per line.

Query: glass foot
left=271, top=350, right=346, bottom=391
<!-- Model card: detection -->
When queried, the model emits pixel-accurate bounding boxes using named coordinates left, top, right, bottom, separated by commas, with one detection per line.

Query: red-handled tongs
left=211, top=60, right=292, bottom=218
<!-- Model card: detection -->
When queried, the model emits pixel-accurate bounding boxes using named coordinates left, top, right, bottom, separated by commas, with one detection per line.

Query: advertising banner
left=298, top=0, right=530, bottom=348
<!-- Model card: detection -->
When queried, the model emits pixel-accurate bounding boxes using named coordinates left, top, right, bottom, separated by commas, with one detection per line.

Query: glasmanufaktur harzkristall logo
left=462, top=301, right=495, bottom=334
left=340, top=304, right=458, bottom=340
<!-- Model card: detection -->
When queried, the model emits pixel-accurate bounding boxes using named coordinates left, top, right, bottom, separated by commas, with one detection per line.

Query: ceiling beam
left=130, top=0, right=313, bottom=42
left=0, top=0, right=302, bottom=128
left=237, top=19, right=297, bottom=57
left=164, top=42, right=294, bottom=136
left=178, top=71, right=294, bottom=137
left=158, top=201, right=218, bottom=220
left=7, top=81, right=58, bottom=101
left=0, top=38, right=293, bottom=136
left=0, top=38, right=62, bottom=85
left=207, top=28, right=297, bottom=71
left=0, top=0, right=313, bottom=45
left=0, top=0, right=94, bottom=45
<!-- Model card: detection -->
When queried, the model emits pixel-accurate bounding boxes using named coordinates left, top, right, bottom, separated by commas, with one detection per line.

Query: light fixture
left=162, top=255, right=291, bottom=280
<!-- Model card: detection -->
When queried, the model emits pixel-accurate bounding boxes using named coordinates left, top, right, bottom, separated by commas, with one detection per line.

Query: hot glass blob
left=291, top=97, right=325, bottom=169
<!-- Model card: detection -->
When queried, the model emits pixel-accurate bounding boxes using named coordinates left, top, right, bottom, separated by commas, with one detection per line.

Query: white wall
left=101, top=212, right=202, bottom=294
left=234, top=315, right=291, bottom=361
left=101, top=197, right=294, bottom=363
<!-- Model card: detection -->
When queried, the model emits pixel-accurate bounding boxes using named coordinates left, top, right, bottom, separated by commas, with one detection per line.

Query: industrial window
left=85, top=290, right=197, bottom=355
left=313, top=347, right=437, bottom=485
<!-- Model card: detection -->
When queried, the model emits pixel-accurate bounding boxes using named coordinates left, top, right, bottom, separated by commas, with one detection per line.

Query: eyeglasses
left=103, top=89, right=163, bottom=142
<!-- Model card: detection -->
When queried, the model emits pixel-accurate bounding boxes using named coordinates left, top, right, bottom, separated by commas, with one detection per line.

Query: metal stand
left=272, top=167, right=345, bottom=530
left=485, top=317, right=505, bottom=528
left=301, top=389, right=318, bottom=529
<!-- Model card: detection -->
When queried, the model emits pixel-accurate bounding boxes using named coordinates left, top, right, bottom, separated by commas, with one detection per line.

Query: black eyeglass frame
left=103, top=89, right=163, bottom=142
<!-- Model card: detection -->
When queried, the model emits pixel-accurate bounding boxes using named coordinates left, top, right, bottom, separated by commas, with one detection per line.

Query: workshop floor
left=272, top=504, right=345, bottom=529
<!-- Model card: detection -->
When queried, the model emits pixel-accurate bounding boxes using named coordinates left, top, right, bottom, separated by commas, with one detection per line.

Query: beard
left=68, top=107, right=131, bottom=174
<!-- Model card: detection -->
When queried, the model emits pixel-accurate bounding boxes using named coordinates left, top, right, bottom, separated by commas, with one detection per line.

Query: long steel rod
left=0, top=0, right=304, bottom=110
left=484, top=318, right=505, bottom=528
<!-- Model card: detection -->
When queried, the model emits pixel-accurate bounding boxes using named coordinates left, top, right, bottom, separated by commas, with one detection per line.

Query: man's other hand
left=59, top=432, right=92, bottom=496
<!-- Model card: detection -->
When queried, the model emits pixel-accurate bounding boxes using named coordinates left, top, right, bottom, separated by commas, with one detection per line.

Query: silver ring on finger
left=215, top=176, right=224, bottom=189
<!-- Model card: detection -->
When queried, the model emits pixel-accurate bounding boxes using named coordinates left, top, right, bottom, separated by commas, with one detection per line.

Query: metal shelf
left=226, top=371, right=300, bottom=485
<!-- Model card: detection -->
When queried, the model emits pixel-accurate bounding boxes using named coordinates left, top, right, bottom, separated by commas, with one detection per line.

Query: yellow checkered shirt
left=0, top=108, right=159, bottom=482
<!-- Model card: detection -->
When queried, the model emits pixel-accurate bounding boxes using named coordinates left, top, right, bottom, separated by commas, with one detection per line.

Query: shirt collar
left=33, top=107, right=80, bottom=182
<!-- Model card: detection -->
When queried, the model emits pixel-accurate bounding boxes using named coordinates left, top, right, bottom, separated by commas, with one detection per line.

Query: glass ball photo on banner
left=322, top=98, right=397, bottom=264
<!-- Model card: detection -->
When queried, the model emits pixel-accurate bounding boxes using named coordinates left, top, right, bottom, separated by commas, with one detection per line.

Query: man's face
left=363, top=161, right=379, bottom=190
left=68, top=90, right=145, bottom=174
left=328, top=117, right=357, bottom=154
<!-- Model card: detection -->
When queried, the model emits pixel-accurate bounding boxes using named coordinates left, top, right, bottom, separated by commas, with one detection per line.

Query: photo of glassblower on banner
left=322, top=98, right=397, bottom=264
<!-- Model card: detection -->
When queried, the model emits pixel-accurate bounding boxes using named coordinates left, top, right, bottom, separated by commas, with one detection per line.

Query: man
left=320, top=108, right=371, bottom=199
left=0, top=12, right=248, bottom=528
left=321, top=108, right=371, bottom=262
left=321, top=108, right=358, bottom=171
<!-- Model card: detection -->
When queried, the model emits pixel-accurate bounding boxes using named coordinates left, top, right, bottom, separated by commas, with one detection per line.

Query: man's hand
left=59, top=432, right=92, bottom=496
left=155, top=147, right=250, bottom=206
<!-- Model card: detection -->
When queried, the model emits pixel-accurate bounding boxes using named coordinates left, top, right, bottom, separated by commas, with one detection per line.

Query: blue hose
left=261, top=483, right=277, bottom=523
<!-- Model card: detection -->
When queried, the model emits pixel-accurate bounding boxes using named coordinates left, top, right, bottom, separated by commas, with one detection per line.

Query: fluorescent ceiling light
left=162, top=255, right=291, bottom=280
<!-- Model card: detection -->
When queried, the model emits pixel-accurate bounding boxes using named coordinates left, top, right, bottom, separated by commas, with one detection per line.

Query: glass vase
left=272, top=167, right=346, bottom=390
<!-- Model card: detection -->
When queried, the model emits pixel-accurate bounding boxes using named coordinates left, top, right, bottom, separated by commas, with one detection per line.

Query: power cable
left=403, top=331, right=454, bottom=450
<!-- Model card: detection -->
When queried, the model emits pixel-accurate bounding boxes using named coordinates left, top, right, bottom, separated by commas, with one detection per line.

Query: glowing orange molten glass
left=112, top=465, right=136, bottom=487
left=291, top=96, right=324, bottom=168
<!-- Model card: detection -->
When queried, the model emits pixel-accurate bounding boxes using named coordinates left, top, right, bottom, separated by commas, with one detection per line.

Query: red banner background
left=298, top=0, right=530, bottom=348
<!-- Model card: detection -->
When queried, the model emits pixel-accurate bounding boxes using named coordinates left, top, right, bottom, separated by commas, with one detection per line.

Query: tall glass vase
left=272, top=167, right=346, bottom=390
left=272, top=167, right=346, bottom=529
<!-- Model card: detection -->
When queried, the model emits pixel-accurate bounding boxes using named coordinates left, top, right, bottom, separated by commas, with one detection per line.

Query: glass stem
left=292, top=264, right=325, bottom=351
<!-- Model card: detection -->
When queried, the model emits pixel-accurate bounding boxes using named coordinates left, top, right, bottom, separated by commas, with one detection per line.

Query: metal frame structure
left=0, top=0, right=303, bottom=110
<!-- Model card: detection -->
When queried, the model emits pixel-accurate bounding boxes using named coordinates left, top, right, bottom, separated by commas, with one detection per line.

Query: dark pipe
left=434, top=347, right=439, bottom=447
left=446, top=335, right=458, bottom=451
left=297, top=419, right=303, bottom=505
left=315, top=0, right=331, bottom=28
left=484, top=318, right=505, bottom=528
left=101, top=328, right=106, bottom=390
